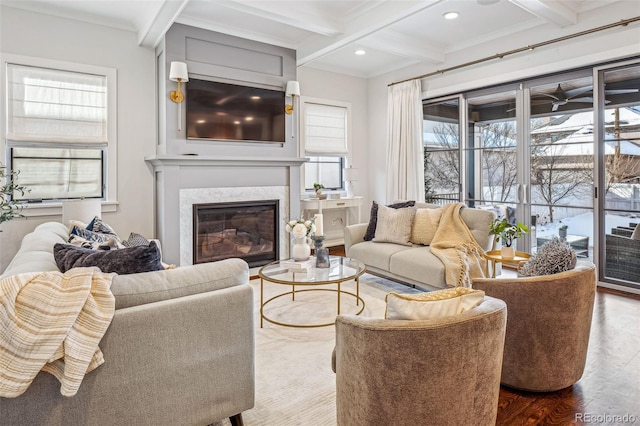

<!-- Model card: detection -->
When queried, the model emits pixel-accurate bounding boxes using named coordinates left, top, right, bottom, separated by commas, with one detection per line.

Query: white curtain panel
left=386, top=80, right=425, bottom=203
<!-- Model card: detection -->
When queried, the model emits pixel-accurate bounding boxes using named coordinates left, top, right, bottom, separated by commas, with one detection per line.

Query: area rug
left=212, top=274, right=422, bottom=426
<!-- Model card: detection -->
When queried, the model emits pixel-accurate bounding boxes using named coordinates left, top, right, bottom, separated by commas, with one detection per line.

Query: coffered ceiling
left=1, top=0, right=638, bottom=78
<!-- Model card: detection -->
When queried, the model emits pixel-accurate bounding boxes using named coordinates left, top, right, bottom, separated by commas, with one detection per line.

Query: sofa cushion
left=389, top=246, right=446, bottom=288
left=410, top=207, right=442, bottom=245
left=460, top=207, right=496, bottom=250
left=54, top=242, right=164, bottom=275
left=364, top=200, right=415, bottom=241
left=348, top=241, right=413, bottom=271
left=111, top=258, right=249, bottom=309
left=373, top=205, right=415, bottom=246
left=385, top=287, right=485, bottom=320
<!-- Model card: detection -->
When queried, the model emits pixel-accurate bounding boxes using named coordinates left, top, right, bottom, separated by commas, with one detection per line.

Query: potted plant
left=559, top=223, right=568, bottom=240
left=313, top=183, right=326, bottom=200
left=489, top=218, right=530, bottom=259
left=1, top=164, right=28, bottom=226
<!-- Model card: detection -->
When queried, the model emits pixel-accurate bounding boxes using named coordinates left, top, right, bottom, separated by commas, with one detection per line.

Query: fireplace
left=193, top=200, right=279, bottom=267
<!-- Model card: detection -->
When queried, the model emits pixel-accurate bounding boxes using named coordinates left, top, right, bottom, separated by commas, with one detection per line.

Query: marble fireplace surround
left=180, top=186, right=289, bottom=266
left=145, top=154, right=305, bottom=266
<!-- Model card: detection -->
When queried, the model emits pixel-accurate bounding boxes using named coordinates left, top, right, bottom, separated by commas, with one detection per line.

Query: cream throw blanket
left=430, top=203, right=487, bottom=287
left=0, top=267, right=115, bottom=397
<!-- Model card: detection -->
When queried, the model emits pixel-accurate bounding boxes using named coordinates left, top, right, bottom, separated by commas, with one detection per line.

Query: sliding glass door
left=598, top=62, right=640, bottom=288
left=422, top=58, right=640, bottom=291
left=527, top=74, right=595, bottom=261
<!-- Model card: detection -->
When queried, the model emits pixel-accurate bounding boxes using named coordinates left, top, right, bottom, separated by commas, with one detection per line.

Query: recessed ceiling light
left=233, top=120, right=241, bottom=125
left=196, top=119, right=206, bottom=124
left=245, top=116, right=254, bottom=121
left=250, top=96, right=261, bottom=100
left=355, top=49, right=366, bottom=56
left=443, top=11, right=459, bottom=20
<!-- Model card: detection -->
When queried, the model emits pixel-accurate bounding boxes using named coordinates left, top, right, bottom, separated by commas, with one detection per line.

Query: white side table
left=301, top=196, right=363, bottom=247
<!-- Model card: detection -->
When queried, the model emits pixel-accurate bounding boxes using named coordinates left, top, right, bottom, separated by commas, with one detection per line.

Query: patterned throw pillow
left=68, top=234, right=122, bottom=250
left=87, top=216, right=119, bottom=239
left=54, top=241, right=164, bottom=275
left=385, top=287, right=485, bottom=320
left=121, top=232, right=150, bottom=247
left=70, top=226, right=115, bottom=243
left=363, top=200, right=416, bottom=241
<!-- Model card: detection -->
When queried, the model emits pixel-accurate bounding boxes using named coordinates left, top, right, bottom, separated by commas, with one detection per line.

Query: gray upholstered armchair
left=333, top=296, right=507, bottom=426
left=472, top=262, right=597, bottom=392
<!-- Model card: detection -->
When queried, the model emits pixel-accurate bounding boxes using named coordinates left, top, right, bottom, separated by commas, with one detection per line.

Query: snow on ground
left=536, top=212, right=639, bottom=248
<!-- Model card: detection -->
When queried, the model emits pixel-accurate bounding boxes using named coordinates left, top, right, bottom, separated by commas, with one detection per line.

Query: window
left=300, top=97, right=351, bottom=191
left=3, top=56, right=116, bottom=202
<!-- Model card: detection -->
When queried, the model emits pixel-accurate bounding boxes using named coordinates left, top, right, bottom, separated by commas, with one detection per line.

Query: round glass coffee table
left=258, top=256, right=366, bottom=328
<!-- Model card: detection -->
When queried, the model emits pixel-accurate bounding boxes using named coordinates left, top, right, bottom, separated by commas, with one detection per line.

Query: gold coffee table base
left=258, top=256, right=367, bottom=328
left=260, top=287, right=365, bottom=328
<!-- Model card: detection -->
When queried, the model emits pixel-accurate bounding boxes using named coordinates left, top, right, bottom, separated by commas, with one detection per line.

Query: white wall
left=297, top=66, right=371, bottom=222
left=0, top=6, right=156, bottom=270
left=366, top=1, right=640, bottom=204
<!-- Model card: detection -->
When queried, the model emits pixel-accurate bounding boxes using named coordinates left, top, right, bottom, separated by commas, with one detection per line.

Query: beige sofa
left=0, top=222, right=254, bottom=426
left=345, top=203, right=495, bottom=290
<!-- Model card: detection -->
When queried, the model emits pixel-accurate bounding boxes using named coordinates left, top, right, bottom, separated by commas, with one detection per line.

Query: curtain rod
left=388, top=16, right=640, bottom=87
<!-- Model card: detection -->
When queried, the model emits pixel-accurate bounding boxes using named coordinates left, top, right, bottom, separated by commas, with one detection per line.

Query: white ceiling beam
left=217, top=0, right=344, bottom=37
left=138, top=0, right=191, bottom=48
left=297, top=0, right=441, bottom=67
left=359, top=30, right=444, bottom=64
left=508, top=0, right=577, bottom=27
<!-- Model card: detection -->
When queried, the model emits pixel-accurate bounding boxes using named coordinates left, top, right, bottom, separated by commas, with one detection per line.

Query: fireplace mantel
left=145, top=154, right=307, bottom=168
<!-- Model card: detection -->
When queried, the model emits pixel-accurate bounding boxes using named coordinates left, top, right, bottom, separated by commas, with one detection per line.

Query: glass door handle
left=522, top=184, right=528, bottom=204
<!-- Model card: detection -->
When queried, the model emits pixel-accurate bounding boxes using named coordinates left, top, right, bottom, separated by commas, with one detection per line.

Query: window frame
left=299, top=96, right=352, bottom=196
left=1, top=53, right=117, bottom=215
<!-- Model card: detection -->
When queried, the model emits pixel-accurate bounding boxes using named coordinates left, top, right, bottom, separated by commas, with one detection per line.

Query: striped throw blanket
left=430, top=203, right=487, bottom=287
left=0, top=267, right=115, bottom=397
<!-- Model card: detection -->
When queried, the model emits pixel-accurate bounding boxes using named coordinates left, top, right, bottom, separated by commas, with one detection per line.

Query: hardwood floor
left=497, top=288, right=640, bottom=425
left=332, top=245, right=640, bottom=425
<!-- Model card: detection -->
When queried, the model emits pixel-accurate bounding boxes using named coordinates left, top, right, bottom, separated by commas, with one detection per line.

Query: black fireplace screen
left=193, top=200, right=279, bottom=267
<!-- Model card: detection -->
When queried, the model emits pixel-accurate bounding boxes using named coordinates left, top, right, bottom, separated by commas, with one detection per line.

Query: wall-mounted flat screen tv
left=186, top=79, right=285, bottom=143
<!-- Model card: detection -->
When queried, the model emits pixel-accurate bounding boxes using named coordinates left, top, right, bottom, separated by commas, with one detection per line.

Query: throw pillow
left=87, top=216, right=119, bottom=239
left=519, top=236, right=577, bottom=276
left=410, top=207, right=442, bottom=245
left=70, top=226, right=116, bottom=243
left=385, top=287, right=485, bottom=320
left=54, top=241, right=164, bottom=275
left=373, top=205, right=416, bottom=246
left=121, top=232, right=151, bottom=247
left=364, top=200, right=416, bottom=241
left=68, top=234, right=122, bottom=251
left=631, top=225, right=640, bottom=240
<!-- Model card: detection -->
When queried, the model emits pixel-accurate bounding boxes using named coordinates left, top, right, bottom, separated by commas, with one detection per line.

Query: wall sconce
left=169, top=61, right=189, bottom=131
left=343, top=166, right=359, bottom=198
left=285, top=80, right=300, bottom=115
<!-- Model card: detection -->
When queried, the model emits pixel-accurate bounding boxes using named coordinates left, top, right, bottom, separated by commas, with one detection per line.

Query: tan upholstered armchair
left=472, top=262, right=597, bottom=392
left=333, top=296, right=507, bottom=426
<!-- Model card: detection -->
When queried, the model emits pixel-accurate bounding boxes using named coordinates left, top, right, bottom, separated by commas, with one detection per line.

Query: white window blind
left=7, top=64, right=107, bottom=144
left=303, top=102, right=348, bottom=155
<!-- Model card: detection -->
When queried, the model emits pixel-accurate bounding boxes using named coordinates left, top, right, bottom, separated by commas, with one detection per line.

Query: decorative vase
left=292, top=236, right=311, bottom=261
left=501, top=246, right=515, bottom=259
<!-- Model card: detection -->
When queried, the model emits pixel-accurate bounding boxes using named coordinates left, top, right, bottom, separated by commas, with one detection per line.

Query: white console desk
left=301, top=196, right=363, bottom=247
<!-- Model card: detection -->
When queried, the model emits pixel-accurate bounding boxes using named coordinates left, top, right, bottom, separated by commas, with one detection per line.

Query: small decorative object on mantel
left=0, top=163, right=28, bottom=227
left=285, top=216, right=316, bottom=261
left=559, top=223, right=568, bottom=240
left=489, top=218, right=530, bottom=259
left=313, top=183, right=327, bottom=200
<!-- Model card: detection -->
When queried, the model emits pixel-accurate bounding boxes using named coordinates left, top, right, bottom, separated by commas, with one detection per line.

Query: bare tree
left=479, top=122, right=517, bottom=202
left=604, top=108, right=639, bottom=193
left=530, top=129, right=592, bottom=222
